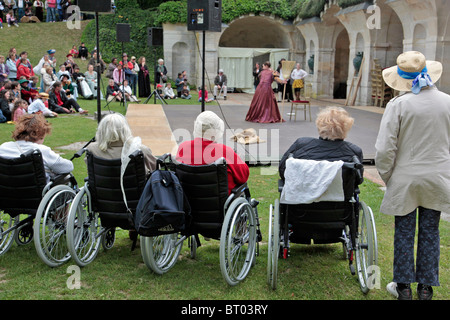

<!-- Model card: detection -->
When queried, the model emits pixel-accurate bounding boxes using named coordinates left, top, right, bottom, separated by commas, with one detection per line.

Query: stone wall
left=162, top=0, right=450, bottom=105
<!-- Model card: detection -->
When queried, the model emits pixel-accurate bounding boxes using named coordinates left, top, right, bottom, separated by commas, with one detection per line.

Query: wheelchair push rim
left=33, top=185, right=75, bottom=267
left=141, top=232, right=184, bottom=275
left=66, top=187, right=102, bottom=267
left=267, top=199, right=280, bottom=290
left=219, top=197, right=257, bottom=286
left=0, top=212, right=19, bottom=256
left=355, top=200, right=378, bottom=294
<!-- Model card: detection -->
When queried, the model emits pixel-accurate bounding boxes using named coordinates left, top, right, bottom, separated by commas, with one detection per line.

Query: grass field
left=0, top=20, right=449, bottom=302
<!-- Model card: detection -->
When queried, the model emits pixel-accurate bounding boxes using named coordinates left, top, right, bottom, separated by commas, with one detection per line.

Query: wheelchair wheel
left=0, top=212, right=18, bottom=256
left=219, top=197, right=257, bottom=286
left=267, top=199, right=280, bottom=290
left=33, top=185, right=75, bottom=267
left=355, top=200, right=378, bottom=294
left=14, top=221, right=34, bottom=246
left=141, top=233, right=184, bottom=275
left=101, top=228, right=116, bottom=251
left=66, top=187, right=101, bottom=267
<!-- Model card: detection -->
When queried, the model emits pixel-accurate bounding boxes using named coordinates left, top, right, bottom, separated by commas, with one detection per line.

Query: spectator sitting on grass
left=28, top=92, right=57, bottom=118
left=175, top=72, right=185, bottom=98
left=48, top=81, right=88, bottom=114
left=0, top=89, right=12, bottom=121
left=19, top=78, right=39, bottom=103
left=181, top=84, right=191, bottom=99
left=12, top=98, right=28, bottom=122
left=163, top=82, right=176, bottom=99
left=6, top=10, right=18, bottom=27
left=119, top=79, right=139, bottom=102
left=106, top=78, right=122, bottom=103
left=16, top=57, right=34, bottom=80
left=198, top=85, right=213, bottom=102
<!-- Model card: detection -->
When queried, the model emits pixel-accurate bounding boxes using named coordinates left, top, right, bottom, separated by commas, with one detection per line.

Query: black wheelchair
left=65, top=149, right=147, bottom=266
left=267, top=156, right=378, bottom=293
left=0, top=149, right=78, bottom=267
left=140, top=154, right=262, bottom=286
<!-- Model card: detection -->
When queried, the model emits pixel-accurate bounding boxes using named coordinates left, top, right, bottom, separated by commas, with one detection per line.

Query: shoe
left=386, top=282, right=399, bottom=298
left=417, top=284, right=433, bottom=300
left=396, top=283, right=413, bottom=300
left=79, top=110, right=88, bottom=114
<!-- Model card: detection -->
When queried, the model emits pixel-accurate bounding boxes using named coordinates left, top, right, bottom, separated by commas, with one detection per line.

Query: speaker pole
left=201, top=30, right=205, bottom=113
left=96, top=12, right=101, bottom=123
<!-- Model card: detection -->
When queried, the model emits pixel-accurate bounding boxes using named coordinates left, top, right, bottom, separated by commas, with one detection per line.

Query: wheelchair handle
left=70, top=137, right=95, bottom=161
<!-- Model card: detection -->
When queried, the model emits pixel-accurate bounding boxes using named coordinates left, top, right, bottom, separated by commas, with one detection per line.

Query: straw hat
left=39, top=92, right=49, bottom=99
left=382, top=51, right=442, bottom=92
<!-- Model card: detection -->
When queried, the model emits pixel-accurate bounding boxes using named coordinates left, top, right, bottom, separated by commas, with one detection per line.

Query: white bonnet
left=193, top=111, right=224, bottom=142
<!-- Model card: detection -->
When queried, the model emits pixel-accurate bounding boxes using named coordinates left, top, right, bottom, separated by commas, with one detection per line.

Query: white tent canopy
left=217, top=47, right=290, bottom=93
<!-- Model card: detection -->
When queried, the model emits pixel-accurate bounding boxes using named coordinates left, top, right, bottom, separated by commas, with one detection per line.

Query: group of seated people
left=0, top=105, right=362, bottom=196
left=0, top=43, right=114, bottom=123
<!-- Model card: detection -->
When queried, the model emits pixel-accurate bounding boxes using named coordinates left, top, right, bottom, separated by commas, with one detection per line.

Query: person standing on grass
left=375, top=51, right=450, bottom=300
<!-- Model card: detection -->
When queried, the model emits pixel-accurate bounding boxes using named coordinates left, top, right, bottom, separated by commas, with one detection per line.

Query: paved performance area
left=161, top=94, right=383, bottom=164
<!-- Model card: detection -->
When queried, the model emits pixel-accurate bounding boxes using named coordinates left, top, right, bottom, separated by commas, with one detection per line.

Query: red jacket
left=16, top=64, right=34, bottom=80
left=176, top=138, right=249, bottom=194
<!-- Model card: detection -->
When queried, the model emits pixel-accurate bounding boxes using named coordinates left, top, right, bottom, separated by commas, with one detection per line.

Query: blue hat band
left=397, top=66, right=433, bottom=94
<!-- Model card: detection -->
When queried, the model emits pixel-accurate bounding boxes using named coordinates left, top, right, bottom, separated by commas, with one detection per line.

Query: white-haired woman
left=86, top=113, right=156, bottom=173
left=279, top=106, right=363, bottom=180
left=176, top=111, right=249, bottom=195
left=155, top=58, right=167, bottom=85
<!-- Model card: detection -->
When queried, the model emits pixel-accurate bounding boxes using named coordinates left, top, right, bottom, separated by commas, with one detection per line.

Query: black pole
left=201, top=30, right=205, bottom=113
left=96, top=12, right=101, bottom=123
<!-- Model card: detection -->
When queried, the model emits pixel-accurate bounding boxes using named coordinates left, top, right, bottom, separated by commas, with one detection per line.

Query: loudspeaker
left=147, top=28, right=163, bottom=46
left=116, top=24, right=131, bottom=42
left=187, top=0, right=222, bottom=32
left=78, top=0, right=112, bottom=13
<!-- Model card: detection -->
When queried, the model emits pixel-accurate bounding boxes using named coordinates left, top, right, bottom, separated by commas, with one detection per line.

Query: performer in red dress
left=245, top=61, right=285, bottom=123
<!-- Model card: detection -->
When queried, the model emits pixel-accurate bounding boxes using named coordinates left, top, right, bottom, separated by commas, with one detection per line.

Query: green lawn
left=0, top=20, right=448, bottom=302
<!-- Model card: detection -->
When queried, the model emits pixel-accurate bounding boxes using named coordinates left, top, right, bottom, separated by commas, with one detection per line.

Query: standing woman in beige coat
left=375, top=51, right=450, bottom=300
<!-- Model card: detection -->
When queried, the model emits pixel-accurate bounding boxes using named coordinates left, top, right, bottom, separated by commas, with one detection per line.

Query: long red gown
left=245, top=69, right=284, bottom=123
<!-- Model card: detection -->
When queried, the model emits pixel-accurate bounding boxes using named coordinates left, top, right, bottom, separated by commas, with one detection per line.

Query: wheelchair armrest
left=225, top=183, right=250, bottom=210
left=231, top=183, right=248, bottom=196
left=50, top=173, right=77, bottom=188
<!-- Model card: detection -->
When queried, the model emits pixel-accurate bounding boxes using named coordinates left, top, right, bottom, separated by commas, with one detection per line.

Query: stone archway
left=217, top=15, right=305, bottom=92
left=219, top=16, right=292, bottom=48
left=334, top=29, right=350, bottom=99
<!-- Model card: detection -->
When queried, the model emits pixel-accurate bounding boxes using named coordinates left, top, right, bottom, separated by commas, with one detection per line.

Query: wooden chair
left=289, top=83, right=312, bottom=122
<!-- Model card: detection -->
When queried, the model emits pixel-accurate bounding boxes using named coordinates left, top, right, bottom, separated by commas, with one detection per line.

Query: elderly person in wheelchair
left=0, top=114, right=77, bottom=266
left=268, top=107, right=377, bottom=293
left=86, top=113, right=157, bottom=173
left=0, top=114, right=74, bottom=182
left=176, top=110, right=249, bottom=194
left=279, top=106, right=363, bottom=180
left=139, top=111, right=260, bottom=286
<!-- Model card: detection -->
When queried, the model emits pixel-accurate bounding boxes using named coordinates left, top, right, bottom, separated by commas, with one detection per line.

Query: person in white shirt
left=291, top=63, right=308, bottom=101
left=119, top=79, right=139, bottom=102
left=163, top=82, right=176, bottom=99
left=27, top=92, right=58, bottom=117
left=0, top=113, right=73, bottom=183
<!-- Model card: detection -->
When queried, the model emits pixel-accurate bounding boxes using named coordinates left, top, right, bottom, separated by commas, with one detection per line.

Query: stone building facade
left=162, top=0, right=450, bottom=105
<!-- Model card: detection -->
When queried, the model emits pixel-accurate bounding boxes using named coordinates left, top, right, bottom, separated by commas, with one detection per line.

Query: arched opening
left=171, top=42, right=190, bottom=81
left=217, top=16, right=303, bottom=92
left=334, top=29, right=350, bottom=99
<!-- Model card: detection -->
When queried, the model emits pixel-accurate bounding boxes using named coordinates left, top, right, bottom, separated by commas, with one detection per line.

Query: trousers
left=393, top=207, right=441, bottom=286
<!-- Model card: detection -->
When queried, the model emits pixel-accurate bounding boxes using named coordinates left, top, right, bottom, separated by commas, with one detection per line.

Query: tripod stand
left=144, top=86, right=167, bottom=104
